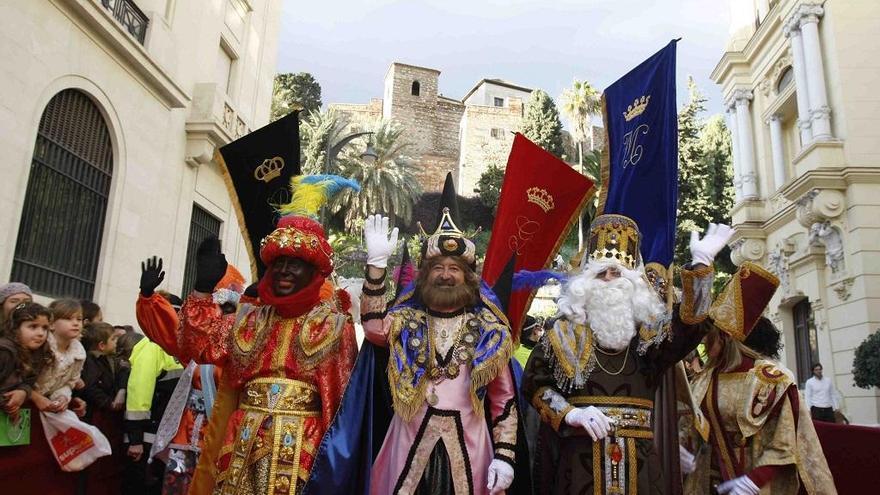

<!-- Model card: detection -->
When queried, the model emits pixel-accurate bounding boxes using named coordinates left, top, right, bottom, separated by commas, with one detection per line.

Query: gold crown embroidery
left=623, top=95, right=651, bottom=122
left=526, top=187, right=555, bottom=213
left=254, top=156, right=285, bottom=183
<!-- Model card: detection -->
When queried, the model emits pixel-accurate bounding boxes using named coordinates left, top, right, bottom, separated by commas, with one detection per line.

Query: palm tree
left=331, top=120, right=422, bottom=232
left=299, top=108, right=349, bottom=175
left=561, top=79, right=602, bottom=250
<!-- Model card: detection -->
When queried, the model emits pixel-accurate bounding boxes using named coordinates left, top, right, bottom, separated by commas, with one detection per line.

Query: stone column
left=726, top=106, right=743, bottom=201
left=734, top=90, right=758, bottom=199
left=797, top=3, right=833, bottom=140
left=784, top=23, right=813, bottom=145
left=767, top=114, right=787, bottom=190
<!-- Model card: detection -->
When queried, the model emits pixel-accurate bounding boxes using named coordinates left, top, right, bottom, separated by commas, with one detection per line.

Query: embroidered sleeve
left=314, top=315, right=359, bottom=431
left=136, top=293, right=183, bottom=360
left=487, top=365, right=518, bottom=466
left=361, top=269, right=388, bottom=321
left=679, top=263, right=715, bottom=324
left=746, top=386, right=799, bottom=486
left=521, top=342, right=574, bottom=431
left=178, top=294, right=235, bottom=366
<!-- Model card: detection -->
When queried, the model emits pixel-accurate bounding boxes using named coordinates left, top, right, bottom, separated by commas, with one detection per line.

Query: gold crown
left=253, top=156, right=285, bottom=183
left=623, top=95, right=651, bottom=122
left=587, top=214, right=641, bottom=270
left=526, top=187, right=555, bottom=213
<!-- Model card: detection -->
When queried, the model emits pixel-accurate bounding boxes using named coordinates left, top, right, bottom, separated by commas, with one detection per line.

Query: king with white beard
left=522, top=214, right=732, bottom=495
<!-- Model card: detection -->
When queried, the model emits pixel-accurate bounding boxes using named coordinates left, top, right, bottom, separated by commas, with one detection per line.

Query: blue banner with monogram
left=598, top=40, right=678, bottom=301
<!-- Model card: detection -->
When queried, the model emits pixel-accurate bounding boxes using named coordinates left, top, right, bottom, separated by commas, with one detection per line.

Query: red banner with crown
left=482, top=133, right=595, bottom=339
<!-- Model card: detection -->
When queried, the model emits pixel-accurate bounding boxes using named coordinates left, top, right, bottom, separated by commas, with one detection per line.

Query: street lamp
left=324, top=131, right=376, bottom=173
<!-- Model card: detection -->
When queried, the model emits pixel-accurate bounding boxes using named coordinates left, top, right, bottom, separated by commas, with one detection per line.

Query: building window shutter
left=181, top=205, right=223, bottom=295
left=11, top=89, right=113, bottom=299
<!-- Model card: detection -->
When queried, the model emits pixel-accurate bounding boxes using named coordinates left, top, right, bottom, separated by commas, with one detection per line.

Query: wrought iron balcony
left=101, top=0, right=149, bottom=44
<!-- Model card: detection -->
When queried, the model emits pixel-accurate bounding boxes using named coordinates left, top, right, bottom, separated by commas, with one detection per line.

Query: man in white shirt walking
left=804, top=363, right=839, bottom=422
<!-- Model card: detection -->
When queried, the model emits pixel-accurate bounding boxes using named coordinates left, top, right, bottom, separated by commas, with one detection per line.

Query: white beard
left=557, top=261, right=668, bottom=352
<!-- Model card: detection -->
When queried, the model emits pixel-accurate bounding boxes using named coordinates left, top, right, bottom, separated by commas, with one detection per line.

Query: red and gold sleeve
left=178, top=294, right=234, bottom=366
left=136, top=293, right=183, bottom=360
left=487, top=364, right=518, bottom=467
left=315, top=317, right=359, bottom=431
left=679, top=263, right=715, bottom=325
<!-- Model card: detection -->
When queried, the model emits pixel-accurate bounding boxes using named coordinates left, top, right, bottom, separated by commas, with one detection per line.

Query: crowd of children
left=0, top=282, right=182, bottom=495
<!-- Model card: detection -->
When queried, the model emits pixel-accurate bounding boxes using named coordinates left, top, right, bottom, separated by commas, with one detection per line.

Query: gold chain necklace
left=425, top=315, right=470, bottom=406
left=594, top=345, right=630, bottom=376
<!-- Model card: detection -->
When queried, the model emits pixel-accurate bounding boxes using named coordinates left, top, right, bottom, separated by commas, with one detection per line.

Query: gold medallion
left=426, top=391, right=439, bottom=406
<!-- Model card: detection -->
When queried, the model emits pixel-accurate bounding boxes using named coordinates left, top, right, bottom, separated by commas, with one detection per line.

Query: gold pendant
left=426, top=391, right=439, bottom=406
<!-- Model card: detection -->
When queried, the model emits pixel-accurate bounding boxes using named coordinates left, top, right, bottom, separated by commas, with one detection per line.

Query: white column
left=798, top=4, right=833, bottom=140
left=734, top=90, right=758, bottom=199
left=726, top=106, right=743, bottom=201
left=767, top=114, right=787, bottom=190
left=784, top=23, right=813, bottom=145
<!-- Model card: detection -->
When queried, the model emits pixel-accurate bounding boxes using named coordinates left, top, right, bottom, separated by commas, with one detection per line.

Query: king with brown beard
left=522, top=214, right=733, bottom=495
left=360, top=206, right=520, bottom=495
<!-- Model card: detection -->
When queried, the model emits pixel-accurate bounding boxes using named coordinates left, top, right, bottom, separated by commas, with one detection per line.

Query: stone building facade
left=712, top=0, right=880, bottom=424
left=0, top=0, right=281, bottom=325
left=329, top=64, right=534, bottom=195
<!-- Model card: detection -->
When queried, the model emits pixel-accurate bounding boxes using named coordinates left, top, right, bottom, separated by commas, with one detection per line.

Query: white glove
left=486, top=459, right=514, bottom=495
left=689, top=223, right=735, bottom=266
left=716, top=475, right=759, bottom=495
left=364, top=214, right=399, bottom=269
left=679, top=445, right=696, bottom=474
left=564, top=406, right=613, bottom=441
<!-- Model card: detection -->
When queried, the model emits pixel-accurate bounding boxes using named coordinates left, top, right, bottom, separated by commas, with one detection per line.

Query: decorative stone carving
left=767, top=246, right=792, bottom=296
left=759, top=79, right=772, bottom=97
left=729, top=238, right=766, bottom=267
left=832, top=277, right=854, bottom=302
left=808, top=221, right=846, bottom=274
left=795, top=188, right=845, bottom=228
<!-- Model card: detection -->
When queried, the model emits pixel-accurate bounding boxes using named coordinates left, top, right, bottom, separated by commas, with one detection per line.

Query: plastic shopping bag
left=41, top=409, right=111, bottom=471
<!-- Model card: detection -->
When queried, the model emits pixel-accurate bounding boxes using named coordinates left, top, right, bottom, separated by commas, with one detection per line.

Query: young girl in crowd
left=31, top=299, right=86, bottom=414
left=0, top=302, right=52, bottom=420
left=0, top=302, right=79, bottom=494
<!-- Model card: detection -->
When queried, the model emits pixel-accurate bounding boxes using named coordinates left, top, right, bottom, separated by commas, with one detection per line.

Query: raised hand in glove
left=364, top=214, right=398, bottom=269
left=565, top=405, right=613, bottom=441
left=486, top=459, right=514, bottom=495
left=689, top=223, right=734, bottom=266
left=193, top=235, right=228, bottom=293
left=140, top=256, right=165, bottom=297
left=716, top=475, right=759, bottom=495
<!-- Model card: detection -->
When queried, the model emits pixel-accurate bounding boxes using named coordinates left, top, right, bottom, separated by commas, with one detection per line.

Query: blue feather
left=512, top=269, right=568, bottom=291
left=300, top=174, right=361, bottom=194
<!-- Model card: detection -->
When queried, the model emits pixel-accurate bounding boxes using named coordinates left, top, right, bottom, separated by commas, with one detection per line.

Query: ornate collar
left=426, top=307, right=468, bottom=318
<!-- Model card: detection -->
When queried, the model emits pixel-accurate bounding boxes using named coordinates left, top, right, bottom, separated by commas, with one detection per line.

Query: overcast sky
left=276, top=0, right=732, bottom=123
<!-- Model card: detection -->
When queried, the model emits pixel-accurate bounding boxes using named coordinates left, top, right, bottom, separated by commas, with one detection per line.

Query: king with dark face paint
left=270, top=256, right=316, bottom=296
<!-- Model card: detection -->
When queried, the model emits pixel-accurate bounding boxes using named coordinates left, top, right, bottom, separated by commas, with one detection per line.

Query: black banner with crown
left=214, top=111, right=301, bottom=279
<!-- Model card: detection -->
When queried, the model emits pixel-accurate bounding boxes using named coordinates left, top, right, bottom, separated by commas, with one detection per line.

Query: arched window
left=411, top=81, right=420, bottom=96
left=776, top=67, right=794, bottom=93
left=11, top=89, right=113, bottom=299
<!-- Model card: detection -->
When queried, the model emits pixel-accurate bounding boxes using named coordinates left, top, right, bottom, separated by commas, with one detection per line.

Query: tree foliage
left=299, top=108, right=349, bottom=175
left=674, top=77, right=735, bottom=276
left=853, top=330, right=880, bottom=389
left=560, top=79, right=602, bottom=153
left=271, top=72, right=322, bottom=122
left=474, top=164, right=505, bottom=214
left=521, top=89, right=565, bottom=159
left=330, top=120, right=422, bottom=231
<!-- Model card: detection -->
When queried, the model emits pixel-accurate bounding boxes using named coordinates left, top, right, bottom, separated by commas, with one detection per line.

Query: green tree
left=521, top=89, right=565, bottom=158
left=474, top=164, right=505, bottom=214
left=331, top=120, right=422, bottom=231
left=674, top=77, right=735, bottom=278
left=271, top=72, right=322, bottom=122
left=299, top=108, right=349, bottom=175
left=560, top=79, right=602, bottom=160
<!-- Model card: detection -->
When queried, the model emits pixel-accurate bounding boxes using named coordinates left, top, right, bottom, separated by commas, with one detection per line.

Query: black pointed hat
left=419, top=173, right=476, bottom=268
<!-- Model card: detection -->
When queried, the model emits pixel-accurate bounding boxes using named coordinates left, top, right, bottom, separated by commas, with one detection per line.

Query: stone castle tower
left=329, top=62, right=532, bottom=195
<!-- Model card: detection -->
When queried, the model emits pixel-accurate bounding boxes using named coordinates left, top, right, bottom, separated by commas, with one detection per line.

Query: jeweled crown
left=587, top=214, right=641, bottom=270
left=623, top=95, right=651, bottom=122
left=526, top=187, right=555, bottom=213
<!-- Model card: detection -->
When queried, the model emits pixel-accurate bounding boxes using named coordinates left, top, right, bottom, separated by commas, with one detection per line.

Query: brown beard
left=416, top=257, right=480, bottom=310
